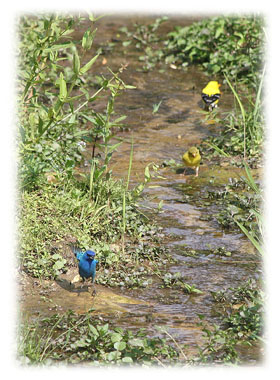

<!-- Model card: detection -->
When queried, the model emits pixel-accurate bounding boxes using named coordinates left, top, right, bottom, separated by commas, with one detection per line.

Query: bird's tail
left=69, top=245, right=83, bottom=261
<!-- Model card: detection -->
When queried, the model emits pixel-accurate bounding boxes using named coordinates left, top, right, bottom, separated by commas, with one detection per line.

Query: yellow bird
left=182, top=146, right=201, bottom=177
left=201, top=81, right=221, bottom=111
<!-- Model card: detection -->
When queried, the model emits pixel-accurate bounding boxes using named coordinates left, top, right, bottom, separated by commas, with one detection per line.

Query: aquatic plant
left=196, top=279, right=264, bottom=364
left=18, top=311, right=179, bottom=365
left=119, top=16, right=168, bottom=71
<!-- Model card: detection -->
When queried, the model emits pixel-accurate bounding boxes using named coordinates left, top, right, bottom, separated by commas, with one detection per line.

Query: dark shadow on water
left=166, top=110, right=190, bottom=124
left=55, top=278, right=91, bottom=295
left=175, top=167, right=196, bottom=176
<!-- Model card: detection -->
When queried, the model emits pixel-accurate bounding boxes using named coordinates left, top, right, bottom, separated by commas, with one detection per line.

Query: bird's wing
left=202, top=93, right=220, bottom=104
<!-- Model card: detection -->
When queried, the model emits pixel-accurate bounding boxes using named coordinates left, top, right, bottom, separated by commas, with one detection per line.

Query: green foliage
left=161, top=272, right=203, bottom=294
left=120, top=16, right=168, bottom=47
left=164, top=15, right=264, bottom=87
left=18, top=14, right=129, bottom=192
left=95, top=242, right=172, bottom=288
left=19, top=175, right=166, bottom=279
left=196, top=279, right=264, bottom=364
left=215, top=175, right=263, bottom=251
left=202, top=70, right=264, bottom=171
left=18, top=14, right=168, bottom=282
left=18, top=311, right=179, bottom=365
left=117, top=15, right=264, bottom=89
left=119, top=16, right=168, bottom=71
left=152, top=100, right=162, bottom=114
left=181, top=167, right=263, bottom=257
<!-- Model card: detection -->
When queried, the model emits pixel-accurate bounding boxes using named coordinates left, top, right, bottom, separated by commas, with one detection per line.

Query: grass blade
left=126, top=139, right=134, bottom=190
left=224, top=73, right=247, bottom=159
left=204, top=141, right=230, bottom=157
left=243, top=161, right=260, bottom=194
left=233, top=218, right=264, bottom=255
left=224, top=73, right=246, bottom=124
left=253, top=64, right=265, bottom=122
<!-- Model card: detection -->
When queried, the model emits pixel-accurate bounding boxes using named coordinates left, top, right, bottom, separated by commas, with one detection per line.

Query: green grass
left=200, top=74, right=264, bottom=254
left=202, top=70, right=264, bottom=167
left=19, top=171, right=168, bottom=281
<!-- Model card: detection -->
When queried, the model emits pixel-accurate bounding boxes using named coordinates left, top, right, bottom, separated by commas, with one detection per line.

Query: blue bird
left=71, top=247, right=98, bottom=296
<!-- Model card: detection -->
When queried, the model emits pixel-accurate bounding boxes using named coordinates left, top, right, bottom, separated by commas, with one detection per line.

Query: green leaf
left=197, top=313, right=206, bottom=320
left=88, top=324, right=98, bottom=336
left=215, top=336, right=226, bottom=344
left=128, top=338, right=144, bottom=347
left=73, top=51, right=80, bottom=76
left=243, top=161, right=260, bottom=194
left=113, top=115, right=127, bottom=123
left=124, top=85, right=137, bottom=89
left=110, top=333, right=122, bottom=343
left=52, top=254, right=62, bottom=260
left=98, top=323, right=109, bottom=335
left=107, top=351, right=120, bottom=361
left=122, top=356, right=133, bottom=363
left=143, top=347, right=154, bottom=354
left=114, top=341, right=126, bottom=351
left=53, top=260, right=65, bottom=270
left=59, top=72, right=67, bottom=101
left=38, top=116, right=44, bottom=135
left=204, top=141, right=230, bottom=157
left=233, top=217, right=264, bottom=255
left=82, top=28, right=91, bottom=50
left=80, top=54, right=100, bottom=75
left=224, top=73, right=246, bottom=125
left=65, top=159, right=75, bottom=168
left=107, top=142, right=122, bottom=154
left=152, top=100, right=162, bottom=114
left=82, top=28, right=97, bottom=50
left=215, top=26, right=224, bottom=39
left=44, top=42, right=73, bottom=52
left=144, top=166, right=151, bottom=181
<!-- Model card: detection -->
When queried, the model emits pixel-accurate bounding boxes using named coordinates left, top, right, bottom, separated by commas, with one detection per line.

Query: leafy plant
left=232, top=162, right=264, bottom=255
left=161, top=272, right=203, bottom=294
left=18, top=311, right=180, bottom=365
left=202, top=69, right=265, bottom=166
left=196, top=279, right=264, bottom=364
left=152, top=100, right=162, bottom=114
left=119, top=16, right=168, bottom=71
left=18, top=14, right=166, bottom=282
left=164, top=15, right=264, bottom=87
left=18, top=14, right=132, bottom=191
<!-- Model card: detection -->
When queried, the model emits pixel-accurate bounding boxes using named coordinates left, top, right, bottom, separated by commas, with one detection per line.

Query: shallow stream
left=20, top=16, right=262, bottom=363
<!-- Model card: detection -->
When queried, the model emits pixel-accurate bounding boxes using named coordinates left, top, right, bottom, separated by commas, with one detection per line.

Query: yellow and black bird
left=182, top=146, right=201, bottom=177
left=201, top=81, right=221, bottom=111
